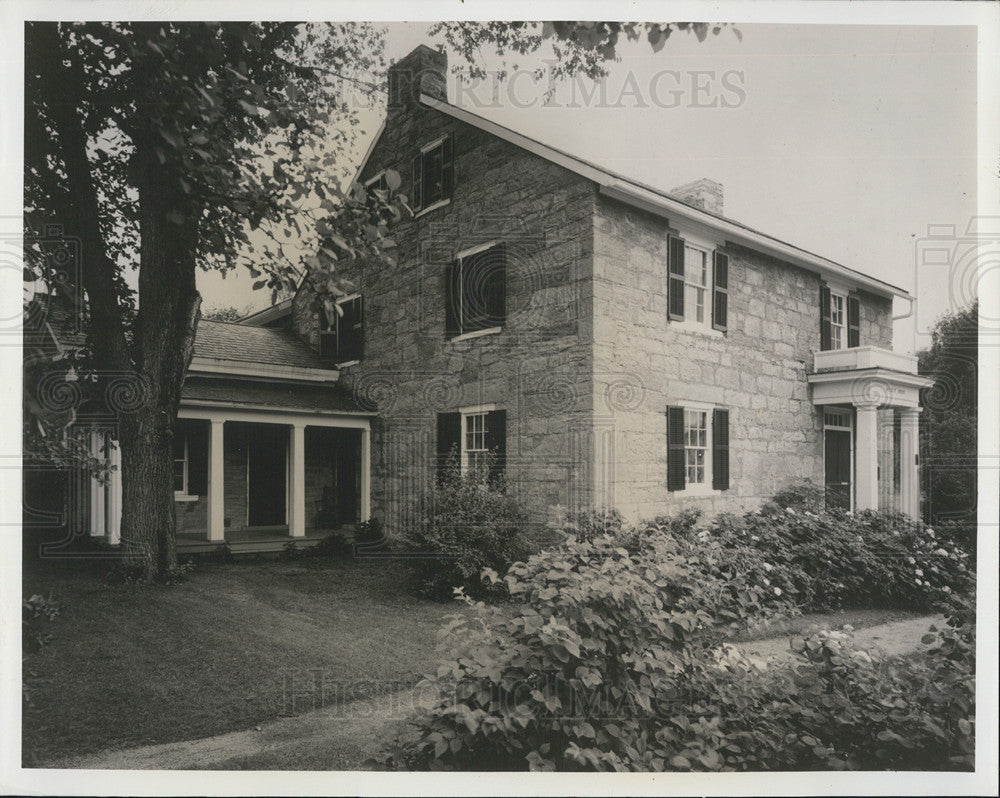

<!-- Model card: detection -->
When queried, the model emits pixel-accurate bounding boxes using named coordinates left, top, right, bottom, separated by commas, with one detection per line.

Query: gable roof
left=193, top=319, right=326, bottom=371
left=417, top=93, right=911, bottom=301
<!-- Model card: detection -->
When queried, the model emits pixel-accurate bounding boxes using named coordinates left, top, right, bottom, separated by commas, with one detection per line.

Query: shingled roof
left=181, top=377, right=372, bottom=414
left=193, top=319, right=325, bottom=370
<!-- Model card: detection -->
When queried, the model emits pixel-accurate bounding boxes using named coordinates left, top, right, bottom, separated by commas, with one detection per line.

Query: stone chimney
left=387, top=45, right=447, bottom=110
left=669, top=178, right=724, bottom=215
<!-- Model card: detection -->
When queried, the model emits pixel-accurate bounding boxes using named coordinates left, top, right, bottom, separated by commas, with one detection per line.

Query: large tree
left=918, top=301, right=978, bottom=528
left=24, top=22, right=404, bottom=579
left=24, top=20, right=733, bottom=580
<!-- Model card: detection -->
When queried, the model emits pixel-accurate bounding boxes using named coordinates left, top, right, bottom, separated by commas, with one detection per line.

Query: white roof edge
left=179, top=398, right=376, bottom=417
left=238, top=298, right=293, bottom=326
left=188, top=356, right=339, bottom=384
left=421, top=93, right=911, bottom=302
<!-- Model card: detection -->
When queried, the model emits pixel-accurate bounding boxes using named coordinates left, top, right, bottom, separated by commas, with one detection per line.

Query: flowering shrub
left=703, top=504, right=972, bottom=611
left=404, top=455, right=532, bottom=599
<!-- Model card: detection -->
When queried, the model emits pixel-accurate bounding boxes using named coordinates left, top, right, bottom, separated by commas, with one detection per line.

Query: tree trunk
left=116, top=47, right=203, bottom=579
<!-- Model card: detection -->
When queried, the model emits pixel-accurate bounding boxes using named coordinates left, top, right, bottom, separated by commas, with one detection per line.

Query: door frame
left=822, top=406, right=854, bottom=512
left=245, top=423, right=289, bottom=528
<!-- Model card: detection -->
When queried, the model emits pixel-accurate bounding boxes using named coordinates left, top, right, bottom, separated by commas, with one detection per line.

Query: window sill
left=414, top=198, right=451, bottom=219
left=174, top=493, right=200, bottom=503
left=449, top=326, right=502, bottom=343
left=674, top=485, right=722, bottom=497
left=335, top=359, right=360, bottom=368
left=670, top=320, right=724, bottom=338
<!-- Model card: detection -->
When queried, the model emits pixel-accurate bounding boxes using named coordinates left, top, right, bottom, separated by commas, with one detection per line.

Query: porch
left=174, top=406, right=372, bottom=547
left=808, top=346, right=934, bottom=516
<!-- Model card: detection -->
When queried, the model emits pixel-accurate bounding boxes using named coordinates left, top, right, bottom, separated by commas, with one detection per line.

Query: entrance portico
left=808, top=346, right=934, bottom=517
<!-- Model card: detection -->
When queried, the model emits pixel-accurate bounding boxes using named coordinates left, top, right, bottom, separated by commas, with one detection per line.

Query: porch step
left=176, top=534, right=330, bottom=556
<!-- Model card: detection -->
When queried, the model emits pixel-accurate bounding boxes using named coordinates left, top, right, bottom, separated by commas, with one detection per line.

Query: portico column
left=207, top=420, right=225, bottom=542
left=89, top=429, right=105, bottom=536
left=108, top=437, right=122, bottom=545
left=855, top=404, right=879, bottom=511
left=899, top=408, right=922, bottom=519
left=288, top=423, right=306, bottom=537
left=360, top=426, right=371, bottom=522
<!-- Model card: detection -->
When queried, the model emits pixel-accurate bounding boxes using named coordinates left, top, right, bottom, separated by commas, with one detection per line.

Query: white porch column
left=899, top=408, right=922, bottom=519
left=288, top=423, right=306, bottom=537
left=107, top=438, right=122, bottom=545
left=207, top=420, right=225, bottom=542
left=360, top=426, right=371, bottom=522
left=855, top=404, right=879, bottom=511
left=89, top=429, right=105, bottom=536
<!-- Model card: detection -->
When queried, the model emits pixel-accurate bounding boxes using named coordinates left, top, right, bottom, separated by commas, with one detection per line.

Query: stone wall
left=591, top=194, right=896, bottom=520
left=292, top=95, right=598, bottom=540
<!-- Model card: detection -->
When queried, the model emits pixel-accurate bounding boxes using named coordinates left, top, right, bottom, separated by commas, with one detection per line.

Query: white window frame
left=364, top=170, right=387, bottom=191
left=683, top=243, right=710, bottom=328
left=320, top=293, right=363, bottom=367
left=173, top=434, right=198, bottom=501
left=829, top=290, right=847, bottom=350
left=684, top=408, right=710, bottom=487
left=459, top=403, right=496, bottom=474
left=674, top=400, right=723, bottom=496
left=670, top=228, right=724, bottom=338
left=449, top=241, right=504, bottom=342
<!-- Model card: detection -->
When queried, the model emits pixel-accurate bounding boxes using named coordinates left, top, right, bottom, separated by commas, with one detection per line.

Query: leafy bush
left=700, top=504, right=971, bottom=612
left=385, top=547, right=975, bottom=772
left=768, top=479, right=826, bottom=514
left=23, top=593, right=59, bottom=654
left=404, top=454, right=532, bottom=599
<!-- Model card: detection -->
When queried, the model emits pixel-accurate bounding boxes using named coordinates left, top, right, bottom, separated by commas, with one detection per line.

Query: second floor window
left=667, top=234, right=728, bottom=332
left=320, top=295, right=364, bottom=365
left=820, top=286, right=860, bottom=350
left=412, top=134, right=454, bottom=212
left=446, top=243, right=506, bottom=339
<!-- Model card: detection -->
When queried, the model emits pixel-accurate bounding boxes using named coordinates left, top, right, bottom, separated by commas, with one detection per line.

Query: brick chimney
left=669, top=178, right=724, bottom=215
left=387, top=45, right=447, bottom=110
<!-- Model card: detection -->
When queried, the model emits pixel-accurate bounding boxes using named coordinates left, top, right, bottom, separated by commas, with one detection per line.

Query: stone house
left=56, top=45, right=933, bottom=553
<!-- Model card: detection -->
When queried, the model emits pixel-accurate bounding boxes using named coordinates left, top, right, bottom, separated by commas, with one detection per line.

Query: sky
left=197, top=21, right=979, bottom=354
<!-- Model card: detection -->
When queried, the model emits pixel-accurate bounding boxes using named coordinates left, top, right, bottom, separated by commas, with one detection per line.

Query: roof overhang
left=187, top=356, right=339, bottom=384
left=238, top=299, right=293, bottom=326
left=808, top=367, right=933, bottom=409
left=421, top=93, right=911, bottom=302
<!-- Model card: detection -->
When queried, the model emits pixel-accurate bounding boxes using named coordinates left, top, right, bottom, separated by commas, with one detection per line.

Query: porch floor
left=176, top=526, right=353, bottom=555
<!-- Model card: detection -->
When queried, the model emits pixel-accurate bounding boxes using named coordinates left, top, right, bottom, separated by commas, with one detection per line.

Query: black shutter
left=339, top=297, right=363, bottom=362
left=712, top=408, right=730, bottom=491
left=185, top=420, right=209, bottom=496
left=485, top=244, right=506, bottom=328
left=411, top=153, right=422, bottom=210
left=444, top=262, right=461, bottom=338
left=441, top=134, right=454, bottom=199
left=463, top=251, right=485, bottom=332
left=847, top=294, right=860, bottom=348
left=485, top=409, right=507, bottom=486
left=819, top=284, right=832, bottom=351
left=668, top=235, right=686, bottom=321
left=712, top=251, right=729, bottom=332
left=666, top=405, right=685, bottom=491
left=436, top=412, right=461, bottom=484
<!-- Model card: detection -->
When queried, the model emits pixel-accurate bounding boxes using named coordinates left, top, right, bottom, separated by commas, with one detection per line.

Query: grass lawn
left=21, top=554, right=459, bottom=766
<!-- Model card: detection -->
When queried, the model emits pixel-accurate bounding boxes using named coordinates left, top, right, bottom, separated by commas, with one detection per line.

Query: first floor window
left=173, top=434, right=188, bottom=494
left=667, top=405, right=730, bottom=492
left=684, top=409, right=708, bottom=485
left=320, top=294, right=364, bottom=364
left=463, top=411, right=488, bottom=472
left=437, top=407, right=507, bottom=483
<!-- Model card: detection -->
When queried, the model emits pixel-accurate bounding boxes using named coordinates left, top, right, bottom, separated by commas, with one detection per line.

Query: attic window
left=412, top=134, right=453, bottom=213
left=319, top=295, right=364, bottom=365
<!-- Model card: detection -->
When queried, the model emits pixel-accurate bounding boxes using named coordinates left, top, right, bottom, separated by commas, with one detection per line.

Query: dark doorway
left=312, top=428, right=361, bottom=528
left=247, top=425, right=287, bottom=526
left=825, top=429, right=852, bottom=511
